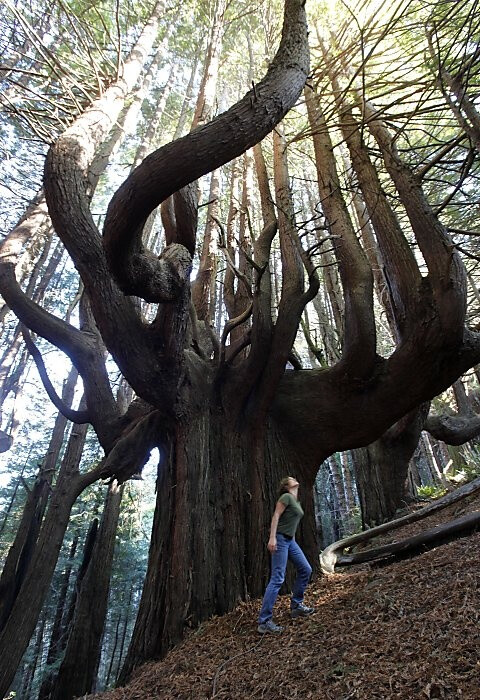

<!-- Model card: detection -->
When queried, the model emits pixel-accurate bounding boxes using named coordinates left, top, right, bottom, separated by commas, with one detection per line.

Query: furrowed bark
left=352, top=407, right=428, bottom=527
left=118, top=412, right=318, bottom=683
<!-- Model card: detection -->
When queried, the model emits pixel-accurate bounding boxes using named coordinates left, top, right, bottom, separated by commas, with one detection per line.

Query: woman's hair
left=278, top=476, right=293, bottom=496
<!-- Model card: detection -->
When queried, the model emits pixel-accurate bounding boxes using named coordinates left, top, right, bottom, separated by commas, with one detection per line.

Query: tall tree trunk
left=114, top=587, right=134, bottom=684
left=328, top=455, right=347, bottom=528
left=17, top=610, right=47, bottom=700
left=104, top=614, right=122, bottom=690
left=50, top=482, right=124, bottom=700
left=191, top=169, right=221, bottom=322
left=38, top=534, right=79, bottom=700
left=340, top=451, right=356, bottom=512
left=0, top=420, right=90, bottom=698
left=0, top=367, right=79, bottom=631
left=189, top=1, right=227, bottom=319
left=352, top=409, right=426, bottom=527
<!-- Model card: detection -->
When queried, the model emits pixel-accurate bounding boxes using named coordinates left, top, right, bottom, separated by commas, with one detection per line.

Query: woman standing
left=258, top=476, right=314, bottom=634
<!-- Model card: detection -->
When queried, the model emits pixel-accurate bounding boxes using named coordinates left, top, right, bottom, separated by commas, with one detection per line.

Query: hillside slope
left=90, top=494, right=480, bottom=699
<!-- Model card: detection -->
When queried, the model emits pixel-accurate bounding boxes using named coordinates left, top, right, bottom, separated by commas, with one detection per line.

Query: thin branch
left=21, top=326, right=91, bottom=424
left=213, top=217, right=254, bottom=297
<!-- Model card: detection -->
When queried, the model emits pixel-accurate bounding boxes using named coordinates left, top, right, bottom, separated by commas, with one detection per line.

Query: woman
left=258, top=476, right=314, bottom=634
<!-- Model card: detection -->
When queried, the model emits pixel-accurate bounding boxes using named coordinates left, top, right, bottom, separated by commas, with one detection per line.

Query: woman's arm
left=268, top=500, right=287, bottom=552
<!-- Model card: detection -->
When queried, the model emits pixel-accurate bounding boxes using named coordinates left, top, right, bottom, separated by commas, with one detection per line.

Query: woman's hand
left=268, top=537, right=277, bottom=553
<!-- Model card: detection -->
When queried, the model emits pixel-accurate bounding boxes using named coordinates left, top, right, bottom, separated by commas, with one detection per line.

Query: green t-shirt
left=277, top=492, right=304, bottom=538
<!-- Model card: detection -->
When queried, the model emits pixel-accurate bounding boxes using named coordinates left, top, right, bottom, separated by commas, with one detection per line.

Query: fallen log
left=332, top=510, right=480, bottom=568
left=320, top=476, right=480, bottom=573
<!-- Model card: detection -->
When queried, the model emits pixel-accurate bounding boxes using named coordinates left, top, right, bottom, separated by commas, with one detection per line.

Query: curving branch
left=21, top=327, right=91, bottom=424
left=0, top=253, right=92, bottom=370
left=425, top=413, right=480, bottom=445
left=215, top=216, right=254, bottom=300
left=252, top=123, right=320, bottom=420
left=361, top=97, right=467, bottom=341
left=102, top=0, right=310, bottom=300
left=97, top=410, right=163, bottom=484
left=338, top=103, right=422, bottom=338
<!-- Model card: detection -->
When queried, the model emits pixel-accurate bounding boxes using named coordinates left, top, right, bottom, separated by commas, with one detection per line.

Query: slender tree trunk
left=352, top=409, right=426, bottom=527
left=0, top=420, right=90, bottom=698
left=191, top=169, right=221, bottom=322
left=340, top=451, right=356, bottom=512
left=0, top=367, right=79, bottom=631
left=18, top=611, right=47, bottom=700
left=50, top=482, right=124, bottom=700
left=38, top=534, right=79, bottom=700
left=328, top=455, right=347, bottom=525
left=407, top=458, right=421, bottom=499
left=0, top=458, right=29, bottom=535
left=328, top=457, right=346, bottom=538
left=105, top=614, right=122, bottom=689
left=172, top=44, right=201, bottom=140
left=114, top=587, right=134, bottom=685
left=189, top=1, right=226, bottom=319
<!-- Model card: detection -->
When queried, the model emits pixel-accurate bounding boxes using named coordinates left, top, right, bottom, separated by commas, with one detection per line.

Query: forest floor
left=90, top=491, right=480, bottom=700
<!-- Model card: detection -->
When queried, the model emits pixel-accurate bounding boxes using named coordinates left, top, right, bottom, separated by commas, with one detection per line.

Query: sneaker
left=290, top=603, right=315, bottom=618
left=257, top=620, right=284, bottom=634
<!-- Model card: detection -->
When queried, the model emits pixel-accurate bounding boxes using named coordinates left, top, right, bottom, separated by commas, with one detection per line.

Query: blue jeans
left=258, top=534, right=312, bottom=624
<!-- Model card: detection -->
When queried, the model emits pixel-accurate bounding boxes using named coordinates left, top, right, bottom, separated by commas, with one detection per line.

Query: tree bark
left=0, top=366, right=79, bottom=631
left=37, top=534, right=79, bottom=700
left=50, top=482, right=124, bottom=700
left=0, top=420, right=90, bottom=698
left=352, top=408, right=427, bottom=527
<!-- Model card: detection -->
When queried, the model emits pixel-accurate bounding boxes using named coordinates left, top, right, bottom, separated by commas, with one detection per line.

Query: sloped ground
left=90, top=493, right=480, bottom=700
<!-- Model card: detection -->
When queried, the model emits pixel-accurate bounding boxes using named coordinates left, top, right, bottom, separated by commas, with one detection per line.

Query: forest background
left=0, top=0, right=480, bottom=698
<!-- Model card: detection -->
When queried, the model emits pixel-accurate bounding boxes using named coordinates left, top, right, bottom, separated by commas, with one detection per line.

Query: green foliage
left=450, top=446, right=480, bottom=484
left=416, top=484, right=448, bottom=499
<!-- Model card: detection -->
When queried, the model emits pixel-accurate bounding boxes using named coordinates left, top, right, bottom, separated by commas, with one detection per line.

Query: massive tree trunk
left=119, top=407, right=319, bottom=682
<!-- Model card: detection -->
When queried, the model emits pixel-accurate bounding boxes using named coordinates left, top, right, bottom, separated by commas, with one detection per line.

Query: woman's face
left=288, top=477, right=299, bottom=490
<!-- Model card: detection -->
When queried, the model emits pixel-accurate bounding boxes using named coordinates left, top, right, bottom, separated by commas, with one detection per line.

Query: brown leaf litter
left=89, top=493, right=480, bottom=700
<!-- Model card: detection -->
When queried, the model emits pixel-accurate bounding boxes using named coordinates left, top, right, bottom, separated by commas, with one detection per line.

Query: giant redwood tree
left=1, top=0, right=480, bottom=692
